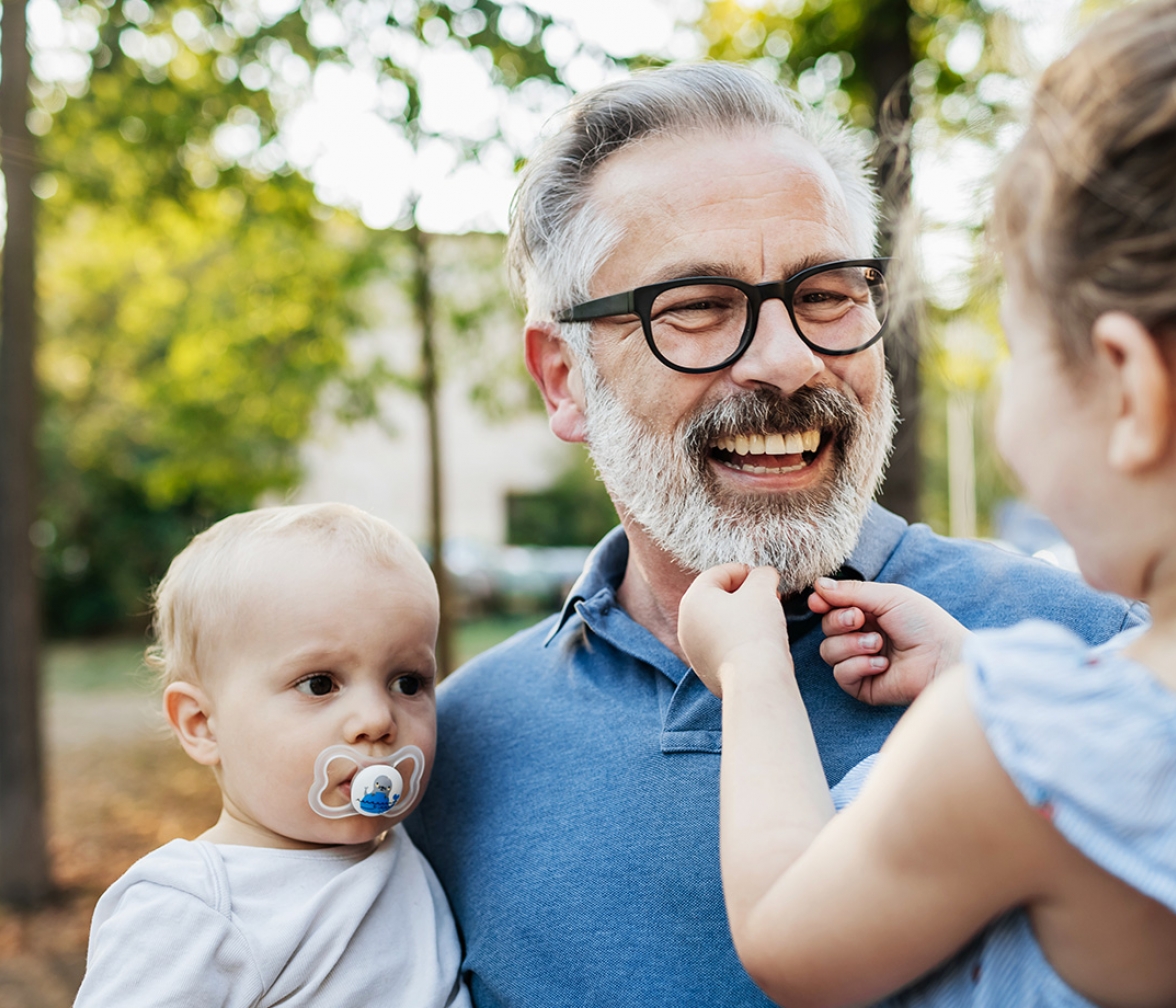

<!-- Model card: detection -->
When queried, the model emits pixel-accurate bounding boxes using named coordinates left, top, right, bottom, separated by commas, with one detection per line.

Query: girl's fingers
left=811, top=577, right=910, bottom=618
left=740, top=565, right=783, bottom=596
left=692, top=562, right=753, bottom=593
left=819, top=631, right=884, bottom=668
left=830, top=655, right=890, bottom=691
left=819, top=606, right=865, bottom=637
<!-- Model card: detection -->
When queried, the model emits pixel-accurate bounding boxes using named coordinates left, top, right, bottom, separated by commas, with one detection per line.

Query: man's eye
left=797, top=290, right=844, bottom=303
left=295, top=674, right=336, bottom=697
left=391, top=675, right=421, bottom=697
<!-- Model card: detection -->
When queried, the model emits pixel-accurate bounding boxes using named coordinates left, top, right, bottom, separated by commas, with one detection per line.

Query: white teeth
left=709, top=429, right=822, bottom=456
left=723, top=460, right=808, bottom=475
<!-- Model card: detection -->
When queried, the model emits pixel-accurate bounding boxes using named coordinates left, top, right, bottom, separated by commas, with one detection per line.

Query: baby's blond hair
left=146, top=503, right=434, bottom=687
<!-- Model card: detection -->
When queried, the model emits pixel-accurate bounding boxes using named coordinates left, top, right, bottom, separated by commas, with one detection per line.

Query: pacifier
left=308, top=744, right=425, bottom=820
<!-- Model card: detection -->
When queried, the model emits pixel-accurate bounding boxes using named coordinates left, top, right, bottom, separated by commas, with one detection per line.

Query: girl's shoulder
left=966, top=620, right=1176, bottom=915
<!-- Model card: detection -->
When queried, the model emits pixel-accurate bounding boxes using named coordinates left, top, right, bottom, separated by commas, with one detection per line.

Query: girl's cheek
left=993, top=369, right=1018, bottom=468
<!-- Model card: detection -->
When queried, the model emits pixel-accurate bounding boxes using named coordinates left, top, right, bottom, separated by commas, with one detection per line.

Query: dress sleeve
left=74, top=879, right=265, bottom=1008
left=967, top=620, right=1176, bottom=916
left=830, top=752, right=880, bottom=810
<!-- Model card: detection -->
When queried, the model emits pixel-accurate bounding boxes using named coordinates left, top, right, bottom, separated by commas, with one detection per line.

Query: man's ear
left=524, top=321, right=588, bottom=444
left=163, top=682, right=220, bottom=767
left=1092, top=311, right=1173, bottom=473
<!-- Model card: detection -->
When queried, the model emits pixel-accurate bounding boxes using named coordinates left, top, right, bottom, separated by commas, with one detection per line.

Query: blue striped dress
left=832, top=621, right=1176, bottom=1007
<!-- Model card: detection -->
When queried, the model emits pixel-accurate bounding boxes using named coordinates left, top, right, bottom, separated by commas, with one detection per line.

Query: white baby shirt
left=74, top=826, right=471, bottom=1008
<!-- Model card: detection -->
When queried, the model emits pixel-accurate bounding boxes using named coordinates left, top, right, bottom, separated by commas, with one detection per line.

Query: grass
left=42, top=613, right=545, bottom=694
left=43, top=637, right=152, bottom=693
left=453, top=613, right=539, bottom=666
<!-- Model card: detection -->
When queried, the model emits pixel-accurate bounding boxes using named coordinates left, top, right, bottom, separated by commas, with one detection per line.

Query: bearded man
left=407, top=63, right=1143, bottom=1008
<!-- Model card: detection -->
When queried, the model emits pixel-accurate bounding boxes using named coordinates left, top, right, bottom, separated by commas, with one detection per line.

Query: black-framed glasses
left=555, top=259, right=890, bottom=374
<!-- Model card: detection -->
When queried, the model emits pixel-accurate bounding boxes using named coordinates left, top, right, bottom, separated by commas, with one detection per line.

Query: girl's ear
left=163, top=682, right=220, bottom=767
left=1093, top=311, right=1173, bottom=473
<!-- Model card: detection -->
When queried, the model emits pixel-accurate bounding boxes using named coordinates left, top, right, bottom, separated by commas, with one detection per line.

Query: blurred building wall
left=292, top=233, right=571, bottom=548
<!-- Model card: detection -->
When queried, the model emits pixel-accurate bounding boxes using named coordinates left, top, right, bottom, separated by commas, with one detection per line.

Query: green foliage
left=30, top=0, right=583, bottom=636
left=33, top=1, right=392, bottom=635
left=693, top=0, right=1019, bottom=131
left=506, top=448, right=619, bottom=548
left=41, top=193, right=379, bottom=507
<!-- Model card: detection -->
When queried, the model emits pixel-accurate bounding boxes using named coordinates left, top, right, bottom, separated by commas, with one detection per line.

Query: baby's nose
left=344, top=693, right=397, bottom=745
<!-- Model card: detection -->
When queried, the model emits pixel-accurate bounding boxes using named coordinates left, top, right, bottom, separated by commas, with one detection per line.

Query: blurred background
left=0, top=0, right=1120, bottom=1001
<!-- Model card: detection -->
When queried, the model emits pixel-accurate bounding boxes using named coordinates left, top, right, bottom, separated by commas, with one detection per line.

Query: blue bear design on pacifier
left=308, top=744, right=424, bottom=820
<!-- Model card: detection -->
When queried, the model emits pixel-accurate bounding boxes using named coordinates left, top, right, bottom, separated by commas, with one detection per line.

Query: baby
left=679, top=1, right=1176, bottom=1005
left=75, top=503, right=470, bottom=1007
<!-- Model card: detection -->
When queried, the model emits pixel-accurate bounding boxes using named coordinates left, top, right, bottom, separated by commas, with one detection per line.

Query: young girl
left=678, top=2, right=1176, bottom=1006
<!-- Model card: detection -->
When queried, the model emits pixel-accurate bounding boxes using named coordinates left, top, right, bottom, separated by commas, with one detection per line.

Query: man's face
left=576, top=127, right=895, bottom=590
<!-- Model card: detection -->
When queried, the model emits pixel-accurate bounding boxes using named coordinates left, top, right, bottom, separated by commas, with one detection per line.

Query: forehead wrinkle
left=642, top=250, right=862, bottom=287
left=590, top=131, right=860, bottom=295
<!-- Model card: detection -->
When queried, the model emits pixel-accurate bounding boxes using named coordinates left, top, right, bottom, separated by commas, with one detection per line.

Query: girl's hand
left=679, top=564, right=791, bottom=698
left=808, top=579, right=969, bottom=706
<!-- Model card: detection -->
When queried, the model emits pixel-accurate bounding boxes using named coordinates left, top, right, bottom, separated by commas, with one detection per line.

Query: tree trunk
left=408, top=226, right=454, bottom=677
left=859, top=0, right=922, bottom=524
left=0, top=0, right=52, bottom=907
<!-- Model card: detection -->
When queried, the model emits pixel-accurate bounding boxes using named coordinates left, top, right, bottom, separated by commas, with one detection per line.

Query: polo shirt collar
left=545, top=528, right=630, bottom=645
left=545, top=502, right=908, bottom=646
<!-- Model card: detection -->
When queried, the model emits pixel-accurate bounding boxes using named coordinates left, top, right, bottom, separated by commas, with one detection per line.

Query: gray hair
left=508, top=61, right=880, bottom=357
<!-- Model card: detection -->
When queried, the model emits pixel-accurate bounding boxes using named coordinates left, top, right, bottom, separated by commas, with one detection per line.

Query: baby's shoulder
left=100, top=838, right=229, bottom=916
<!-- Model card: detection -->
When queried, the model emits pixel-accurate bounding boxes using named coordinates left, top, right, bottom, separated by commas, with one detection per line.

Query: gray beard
left=581, top=363, right=896, bottom=594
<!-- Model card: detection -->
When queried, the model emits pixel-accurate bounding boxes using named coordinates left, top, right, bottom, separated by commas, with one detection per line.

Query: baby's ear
left=1093, top=311, right=1172, bottom=473
left=163, top=682, right=220, bottom=766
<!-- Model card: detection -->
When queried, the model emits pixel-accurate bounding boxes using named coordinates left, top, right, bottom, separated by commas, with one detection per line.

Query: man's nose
left=727, top=297, right=824, bottom=393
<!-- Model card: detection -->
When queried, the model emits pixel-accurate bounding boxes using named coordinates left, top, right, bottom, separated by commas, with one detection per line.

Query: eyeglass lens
left=647, top=265, right=888, bottom=370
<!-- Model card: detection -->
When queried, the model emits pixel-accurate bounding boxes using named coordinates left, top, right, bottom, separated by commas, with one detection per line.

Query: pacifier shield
left=351, top=764, right=403, bottom=817
left=308, top=743, right=425, bottom=820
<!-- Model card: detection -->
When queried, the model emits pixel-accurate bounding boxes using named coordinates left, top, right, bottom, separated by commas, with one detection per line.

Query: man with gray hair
left=407, top=62, right=1141, bottom=1008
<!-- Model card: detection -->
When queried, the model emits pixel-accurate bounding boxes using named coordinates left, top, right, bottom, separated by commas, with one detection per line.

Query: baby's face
left=199, top=538, right=438, bottom=848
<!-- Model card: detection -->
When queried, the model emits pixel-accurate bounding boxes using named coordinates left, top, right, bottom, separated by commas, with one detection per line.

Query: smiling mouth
left=708, top=428, right=824, bottom=474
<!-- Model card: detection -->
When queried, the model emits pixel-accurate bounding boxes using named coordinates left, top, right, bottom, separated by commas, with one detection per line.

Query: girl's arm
left=680, top=568, right=1058, bottom=1008
left=736, top=670, right=1058, bottom=1008
left=679, top=565, right=837, bottom=932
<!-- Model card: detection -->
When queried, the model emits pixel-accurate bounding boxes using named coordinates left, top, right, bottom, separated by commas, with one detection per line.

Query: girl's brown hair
left=994, top=0, right=1176, bottom=367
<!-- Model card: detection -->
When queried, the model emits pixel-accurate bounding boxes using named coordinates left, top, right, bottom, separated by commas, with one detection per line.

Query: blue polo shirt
left=409, top=504, right=1145, bottom=1008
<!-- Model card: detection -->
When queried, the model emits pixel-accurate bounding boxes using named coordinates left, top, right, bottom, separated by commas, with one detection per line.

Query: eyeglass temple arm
left=555, top=290, right=636, bottom=323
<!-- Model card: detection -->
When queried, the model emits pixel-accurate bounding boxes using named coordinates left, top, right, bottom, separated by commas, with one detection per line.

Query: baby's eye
left=295, top=674, right=337, bottom=697
left=391, top=675, right=422, bottom=697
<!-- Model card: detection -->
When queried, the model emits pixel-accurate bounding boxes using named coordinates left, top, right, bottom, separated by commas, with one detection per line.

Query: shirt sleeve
left=75, top=879, right=265, bottom=1008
